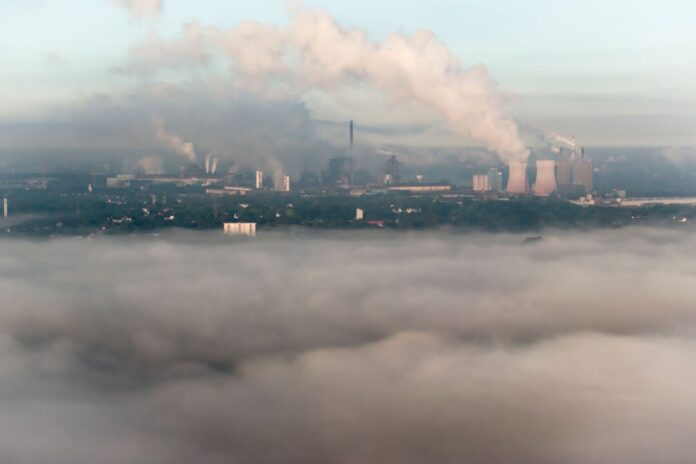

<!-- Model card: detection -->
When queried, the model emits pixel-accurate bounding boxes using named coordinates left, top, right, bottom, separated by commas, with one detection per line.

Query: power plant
left=556, top=147, right=571, bottom=186
left=506, top=162, right=529, bottom=194
left=572, top=148, right=593, bottom=194
left=147, top=117, right=592, bottom=200
left=534, top=160, right=558, bottom=196
left=488, top=168, right=503, bottom=192
left=495, top=141, right=593, bottom=197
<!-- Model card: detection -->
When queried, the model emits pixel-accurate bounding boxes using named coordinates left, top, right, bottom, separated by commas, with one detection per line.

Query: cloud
left=1, top=228, right=696, bottom=462
left=113, top=0, right=162, bottom=19
left=0, top=83, right=333, bottom=174
left=124, top=7, right=529, bottom=163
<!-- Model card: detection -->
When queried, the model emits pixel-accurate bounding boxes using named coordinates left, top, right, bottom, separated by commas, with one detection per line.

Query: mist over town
left=2, top=1, right=696, bottom=463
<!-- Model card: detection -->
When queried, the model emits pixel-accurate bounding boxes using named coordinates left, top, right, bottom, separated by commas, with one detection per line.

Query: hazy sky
left=2, top=0, right=696, bottom=146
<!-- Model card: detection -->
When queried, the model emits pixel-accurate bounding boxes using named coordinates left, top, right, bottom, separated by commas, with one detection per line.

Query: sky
left=2, top=0, right=696, bottom=150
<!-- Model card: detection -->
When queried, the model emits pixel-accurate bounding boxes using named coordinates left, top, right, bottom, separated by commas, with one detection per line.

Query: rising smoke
left=128, top=7, right=530, bottom=163
left=112, top=0, right=163, bottom=19
left=1, top=229, right=696, bottom=463
left=137, top=155, right=165, bottom=175
left=154, top=118, right=197, bottom=163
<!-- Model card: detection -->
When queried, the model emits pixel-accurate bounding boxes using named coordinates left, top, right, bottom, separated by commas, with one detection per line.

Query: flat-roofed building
left=572, top=159, right=593, bottom=194
left=224, top=223, right=257, bottom=237
left=386, top=184, right=452, bottom=193
left=473, top=174, right=489, bottom=192
left=487, top=168, right=503, bottom=191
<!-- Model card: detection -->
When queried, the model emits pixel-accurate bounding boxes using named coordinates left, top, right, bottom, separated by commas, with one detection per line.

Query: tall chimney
left=349, top=120, right=354, bottom=153
left=506, top=162, right=528, bottom=195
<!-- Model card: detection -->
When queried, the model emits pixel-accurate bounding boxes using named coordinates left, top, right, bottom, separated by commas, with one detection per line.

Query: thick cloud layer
left=1, top=229, right=696, bottom=463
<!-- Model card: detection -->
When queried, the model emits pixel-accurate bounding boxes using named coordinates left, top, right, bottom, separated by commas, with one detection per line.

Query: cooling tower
left=506, top=161, right=528, bottom=194
left=534, top=160, right=557, bottom=196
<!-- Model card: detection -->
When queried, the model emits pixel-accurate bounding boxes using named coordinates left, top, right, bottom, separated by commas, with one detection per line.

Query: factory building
left=488, top=168, right=503, bottom=191
left=572, top=150, right=593, bottom=194
left=473, top=175, right=489, bottom=192
left=386, top=184, right=452, bottom=193
left=534, top=160, right=558, bottom=196
left=556, top=149, right=571, bottom=186
left=224, top=223, right=257, bottom=237
left=106, top=174, right=136, bottom=188
left=549, top=143, right=594, bottom=197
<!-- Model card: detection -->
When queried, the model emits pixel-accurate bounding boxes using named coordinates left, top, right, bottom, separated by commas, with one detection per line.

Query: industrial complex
left=3, top=120, right=696, bottom=238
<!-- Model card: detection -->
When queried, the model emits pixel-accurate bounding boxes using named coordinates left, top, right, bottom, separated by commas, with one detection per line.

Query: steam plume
left=154, top=119, right=197, bottom=163
left=137, top=156, right=164, bottom=175
left=113, top=0, right=162, bottom=19
left=128, top=7, right=529, bottom=162
left=547, top=132, right=577, bottom=150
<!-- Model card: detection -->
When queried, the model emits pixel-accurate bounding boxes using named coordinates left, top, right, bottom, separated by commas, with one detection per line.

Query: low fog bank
left=1, top=229, right=696, bottom=463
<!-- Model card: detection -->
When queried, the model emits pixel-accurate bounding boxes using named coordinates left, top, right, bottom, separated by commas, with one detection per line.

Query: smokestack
left=534, top=160, right=557, bottom=196
left=349, top=120, right=354, bottom=154
left=506, top=162, right=528, bottom=195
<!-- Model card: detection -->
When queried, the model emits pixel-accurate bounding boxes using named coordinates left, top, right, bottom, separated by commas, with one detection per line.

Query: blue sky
left=2, top=0, right=696, bottom=145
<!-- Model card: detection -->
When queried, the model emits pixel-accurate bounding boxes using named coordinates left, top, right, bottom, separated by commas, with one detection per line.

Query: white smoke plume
left=547, top=132, right=577, bottom=150
left=137, top=156, right=164, bottom=175
left=113, top=0, right=162, bottom=19
left=154, top=119, right=197, bottom=163
left=127, top=7, right=530, bottom=162
left=267, top=158, right=286, bottom=191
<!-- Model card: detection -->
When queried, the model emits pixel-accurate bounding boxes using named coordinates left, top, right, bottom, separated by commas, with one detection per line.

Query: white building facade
left=224, top=223, right=257, bottom=237
left=473, top=174, right=490, bottom=192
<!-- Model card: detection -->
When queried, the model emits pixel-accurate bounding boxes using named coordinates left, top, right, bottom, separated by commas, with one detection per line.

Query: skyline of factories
left=66, top=5, right=581, bottom=196
left=123, top=118, right=594, bottom=199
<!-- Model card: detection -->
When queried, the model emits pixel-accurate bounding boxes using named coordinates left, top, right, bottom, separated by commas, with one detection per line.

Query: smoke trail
left=129, top=7, right=530, bottom=162
left=113, top=0, right=162, bottom=19
left=547, top=132, right=576, bottom=150
left=154, top=119, right=197, bottom=163
left=137, top=156, right=164, bottom=175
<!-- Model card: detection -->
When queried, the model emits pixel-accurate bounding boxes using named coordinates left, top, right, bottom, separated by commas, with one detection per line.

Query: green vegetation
left=1, top=175, right=695, bottom=237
